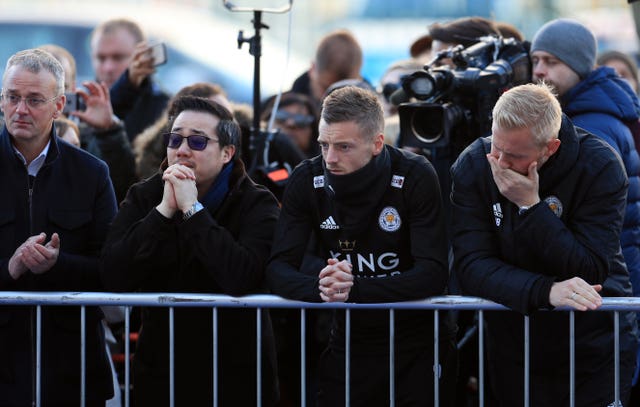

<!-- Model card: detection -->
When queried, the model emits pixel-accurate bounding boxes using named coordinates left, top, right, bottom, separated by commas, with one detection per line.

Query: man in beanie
left=530, top=17, right=640, bottom=403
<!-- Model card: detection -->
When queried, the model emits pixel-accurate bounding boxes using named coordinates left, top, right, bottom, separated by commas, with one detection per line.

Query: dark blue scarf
left=201, top=161, right=234, bottom=213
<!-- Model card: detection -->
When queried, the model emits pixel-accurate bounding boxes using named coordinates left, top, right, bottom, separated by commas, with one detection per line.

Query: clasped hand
left=156, top=164, right=198, bottom=218
left=318, top=259, right=354, bottom=302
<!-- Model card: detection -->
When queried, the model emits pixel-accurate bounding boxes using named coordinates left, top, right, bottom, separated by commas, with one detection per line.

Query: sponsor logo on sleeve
left=391, top=175, right=405, bottom=189
left=313, top=175, right=325, bottom=189
left=493, top=203, right=503, bottom=227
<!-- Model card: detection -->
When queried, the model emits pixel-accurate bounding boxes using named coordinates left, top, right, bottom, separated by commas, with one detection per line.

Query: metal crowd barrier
left=0, top=292, right=638, bottom=407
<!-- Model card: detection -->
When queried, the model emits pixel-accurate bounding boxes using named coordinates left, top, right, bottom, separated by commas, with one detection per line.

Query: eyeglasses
left=1, top=93, right=59, bottom=109
left=163, top=132, right=217, bottom=151
left=274, top=110, right=314, bottom=128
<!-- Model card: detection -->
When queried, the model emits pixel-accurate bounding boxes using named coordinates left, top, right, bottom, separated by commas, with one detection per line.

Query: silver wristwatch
left=183, top=201, right=204, bottom=220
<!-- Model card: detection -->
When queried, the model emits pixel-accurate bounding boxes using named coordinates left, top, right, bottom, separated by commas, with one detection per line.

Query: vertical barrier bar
left=478, top=311, right=484, bottom=407
left=213, top=307, right=218, bottom=407
left=124, top=306, right=131, bottom=407
left=36, top=305, right=42, bottom=407
left=81, top=306, right=86, bottom=407
left=524, top=315, right=530, bottom=407
left=434, top=310, right=439, bottom=407
left=614, top=311, right=620, bottom=406
left=169, top=307, right=175, bottom=407
left=257, top=308, right=262, bottom=407
left=569, top=311, right=575, bottom=407
left=389, top=309, right=395, bottom=407
left=345, top=309, right=351, bottom=407
left=300, top=308, right=306, bottom=407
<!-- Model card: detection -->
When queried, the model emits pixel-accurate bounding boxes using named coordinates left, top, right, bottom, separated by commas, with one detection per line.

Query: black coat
left=268, top=146, right=449, bottom=351
left=0, top=126, right=117, bottom=406
left=79, top=120, right=136, bottom=203
left=451, top=116, right=638, bottom=405
left=101, top=161, right=280, bottom=406
left=109, top=70, right=170, bottom=142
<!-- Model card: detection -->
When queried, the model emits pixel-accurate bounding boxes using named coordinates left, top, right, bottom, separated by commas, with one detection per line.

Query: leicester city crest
left=379, top=206, right=401, bottom=232
left=544, top=195, right=563, bottom=218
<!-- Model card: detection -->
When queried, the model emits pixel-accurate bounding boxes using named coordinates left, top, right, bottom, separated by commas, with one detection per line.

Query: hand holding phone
left=63, top=92, right=86, bottom=115
left=148, top=42, right=167, bottom=67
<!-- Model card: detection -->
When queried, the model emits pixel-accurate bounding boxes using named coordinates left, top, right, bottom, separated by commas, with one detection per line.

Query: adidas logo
left=319, top=216, right=340, bottom=230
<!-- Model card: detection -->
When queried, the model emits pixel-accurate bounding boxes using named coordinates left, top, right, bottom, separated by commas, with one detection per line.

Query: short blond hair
left=492, top=83, right=562, bottom=145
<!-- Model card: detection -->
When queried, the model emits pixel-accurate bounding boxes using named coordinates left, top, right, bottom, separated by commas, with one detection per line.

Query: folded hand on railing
left=549, top=276, right=603, bottom=311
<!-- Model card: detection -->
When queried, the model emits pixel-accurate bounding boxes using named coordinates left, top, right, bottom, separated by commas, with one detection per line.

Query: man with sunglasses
left=101, top=96, right=280, bottom=406
left=0, top=48, right=117, bottom=406
left=267, top=86, right=455, bottom=406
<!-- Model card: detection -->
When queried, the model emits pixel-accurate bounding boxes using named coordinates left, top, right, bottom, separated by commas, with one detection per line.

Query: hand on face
left=486, top=154, right=541, bottom=208
left=318, top=258, right=354, bottom=302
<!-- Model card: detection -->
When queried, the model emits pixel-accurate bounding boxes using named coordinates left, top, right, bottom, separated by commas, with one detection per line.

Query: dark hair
left=167, top=96, right=241, bottom=159
left=174, top=82, right=226, bottom=100
left=429, top=16, right=499, bottom=48
left=494, top=21, right=525, bottom=41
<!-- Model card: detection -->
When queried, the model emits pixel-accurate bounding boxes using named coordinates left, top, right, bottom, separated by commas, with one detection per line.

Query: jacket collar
left=1, top=124, right=60, bottom=170
left=537, top=115, right=580, bottom=192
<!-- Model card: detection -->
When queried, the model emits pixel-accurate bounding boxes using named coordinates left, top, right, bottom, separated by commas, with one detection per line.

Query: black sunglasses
left=274, top=110, right=315, bottom=128
left=163, top=132, right=216, bottom=151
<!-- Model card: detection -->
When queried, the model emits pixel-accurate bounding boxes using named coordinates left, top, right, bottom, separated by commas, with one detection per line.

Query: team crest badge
left=379, top=206, right=401, bottom=232
left=544, top=195, right=563, bottom=218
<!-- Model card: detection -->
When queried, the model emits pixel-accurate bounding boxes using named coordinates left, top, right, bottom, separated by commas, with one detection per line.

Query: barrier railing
left=0, top=292, right=637, bottom=407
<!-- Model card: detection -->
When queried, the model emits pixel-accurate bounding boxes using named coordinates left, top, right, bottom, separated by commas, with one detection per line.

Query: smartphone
left=63, top=92, right=86, bottom=114
left=148, top=42, right=168, bottom=67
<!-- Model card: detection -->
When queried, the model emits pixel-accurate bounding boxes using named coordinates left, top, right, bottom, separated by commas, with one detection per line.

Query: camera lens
left=411, top=105, right=444, bottom=144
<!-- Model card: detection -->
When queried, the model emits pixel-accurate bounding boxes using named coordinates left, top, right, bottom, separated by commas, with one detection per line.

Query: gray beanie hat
left=530, top=18, right=597, bottom=79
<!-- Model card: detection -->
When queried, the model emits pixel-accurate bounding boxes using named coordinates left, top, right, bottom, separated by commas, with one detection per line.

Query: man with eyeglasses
left=267, top=86, right=456, bottom=406
left=101, top=96, right=280, bottom=406
left=0, top=48, right=117, bottom=406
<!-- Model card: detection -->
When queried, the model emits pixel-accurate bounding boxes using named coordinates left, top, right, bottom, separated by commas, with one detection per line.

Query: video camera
left=395, top=35, right=531, bottom=158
